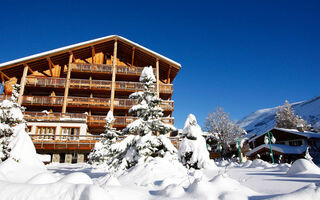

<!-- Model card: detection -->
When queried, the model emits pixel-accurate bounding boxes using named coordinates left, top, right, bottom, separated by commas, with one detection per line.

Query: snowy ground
left=36, top=159, right=320, bottom=200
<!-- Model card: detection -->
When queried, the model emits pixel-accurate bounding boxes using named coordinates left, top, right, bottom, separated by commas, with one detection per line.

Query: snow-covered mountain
left=238, top=96, right=320, bottom=138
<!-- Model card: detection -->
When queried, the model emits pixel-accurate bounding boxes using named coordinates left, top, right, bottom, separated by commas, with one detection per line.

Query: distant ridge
left=238, top=96, right=320, bottom=138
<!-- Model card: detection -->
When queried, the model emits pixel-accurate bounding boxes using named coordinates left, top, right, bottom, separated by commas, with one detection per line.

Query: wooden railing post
left=62, top=55, right=73, bottom=113
left=156, top=59, right=160, bottom=98
left=18, top=64, right=29, bottom=105
left=110, top=40, right=118, bottom=113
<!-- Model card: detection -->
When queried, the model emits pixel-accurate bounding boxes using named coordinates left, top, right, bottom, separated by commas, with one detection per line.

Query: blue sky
left=0, top=0, right=319, bottom=128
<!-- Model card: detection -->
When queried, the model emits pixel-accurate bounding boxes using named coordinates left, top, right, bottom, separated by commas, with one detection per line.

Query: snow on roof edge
left=246, top=144, right=307, bottom=156
left=0, top=35, right=181, bottom=68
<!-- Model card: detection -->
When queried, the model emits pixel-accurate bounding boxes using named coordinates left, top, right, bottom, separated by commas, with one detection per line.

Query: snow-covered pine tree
left=204, top=107, right=245, bottom=158
left=0, top=84, right=25, bottom=163
left=178, top=114, right=213, bottom=169
left=88, top=110, right=119, bottom=165
left=108, top=66, right=177, bottom=171
left=275, top=100, right=309, bottom=131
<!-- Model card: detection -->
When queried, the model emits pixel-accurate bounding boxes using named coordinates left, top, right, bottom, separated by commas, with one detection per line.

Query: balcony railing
left=30, top=134, right=179, bottom=150
left=68, top=63, right=156, bottom=76
left=25, top=77, right=173, bottom=94
left=87, top=116, right=174, bottom=126
left=1, top=95, right=174, bottom=111
left=24, top=111, right=87, bottom=122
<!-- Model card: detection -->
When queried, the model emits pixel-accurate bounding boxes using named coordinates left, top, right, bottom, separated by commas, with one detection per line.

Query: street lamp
left=217, top=141, right=222, bottom=161
left=236, top=138, right=242, bottom=164
left=264, top=131, right=276, bottom=164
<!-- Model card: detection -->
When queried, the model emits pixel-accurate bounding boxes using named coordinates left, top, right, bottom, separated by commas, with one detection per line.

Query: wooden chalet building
left=0, top=35, right=181, bottom=163
left=246, top=127, right=320, bottom=163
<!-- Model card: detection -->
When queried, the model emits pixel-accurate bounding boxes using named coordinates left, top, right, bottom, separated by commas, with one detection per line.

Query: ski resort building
left=0, top=35, right=181, bottom=163
left=246, top=128, right=320, bottom=163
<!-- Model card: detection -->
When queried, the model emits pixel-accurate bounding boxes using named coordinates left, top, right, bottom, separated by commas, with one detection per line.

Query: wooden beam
left=46, top=57, right=54, bottom=77
left=25, top=64, right=34, bottom=74
left=69, top=51, right=76, bottom=62
left=110, top=40, right=118, bottom=114
left=17, top=64, right=29, bottom=105
left=91, top=46, right=95, bottom=64
left=62, top=54, right=73, bottom=113
left=0, top=71, right=10, bottom=80
left=131, top=47, right=135, bottom=67
left=167, top=67, right=171, bottom=84
left=156, top=58, right=160, bottom=98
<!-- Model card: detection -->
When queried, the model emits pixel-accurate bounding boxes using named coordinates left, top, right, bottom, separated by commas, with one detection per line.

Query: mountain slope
left=238, top=96, right=320, bottom=138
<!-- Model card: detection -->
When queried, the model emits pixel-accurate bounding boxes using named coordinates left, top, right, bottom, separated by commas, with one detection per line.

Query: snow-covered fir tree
left=204, top=107, right=246, bottom=158
left=0, top=84, right=25, bottom=163
left=88, top=111, right=119, bottom=165
left=178, top=114, right=212, bottom=169
left=108, top=66, right=177, bottom=171
left=275, top=100, right=309, bottom=131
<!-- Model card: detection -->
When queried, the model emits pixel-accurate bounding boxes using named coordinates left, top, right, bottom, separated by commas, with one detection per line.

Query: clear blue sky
left=1, top=1, right=319, bottom=129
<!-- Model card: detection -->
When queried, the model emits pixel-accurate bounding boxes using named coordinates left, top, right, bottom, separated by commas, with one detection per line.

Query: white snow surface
left=287, top=159, right=320, bottom=175
left=139, top=66, right=156, bottom=83
left=0, top=124, right=46, bottom=182
left=1, top=158, right=320, bottom=199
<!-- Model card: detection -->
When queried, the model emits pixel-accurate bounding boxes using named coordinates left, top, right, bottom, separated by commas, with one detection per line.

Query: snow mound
left=185, top=174, right=258, bottom=200
left=249, top=159, right=274, bottom=168
left=59, top=172, right=93, bottom=184
left=269, top=182, right=320, bottom=200
left=118, top=157, right=188, bottom=187
left=0, top=180, right=111, bottom=200
left=153, top=184, right=185, bottom=198
left=287, top=159, right=320, bottom=175
left=98, top=174, right=121, bottom=189
left=242, top=160, right=252, bottom=167
left=0, top=124, right=46, bottom=182
left=27, top=172, right=58, bottom=184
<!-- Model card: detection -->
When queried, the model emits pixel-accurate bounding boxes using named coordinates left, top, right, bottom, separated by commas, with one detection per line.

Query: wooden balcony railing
left=68, top=63, right=156, bottom=75
left=87, top=116, right=174, bottom=126
left=30, top=134, right=179, bottom=150
left=25, top=77, right=173, bottom=94
left=24, top=111, right=87, bottom=122
left=26, top=77, right=66, bottom=88
left=1, top=95, right=174, bottom=111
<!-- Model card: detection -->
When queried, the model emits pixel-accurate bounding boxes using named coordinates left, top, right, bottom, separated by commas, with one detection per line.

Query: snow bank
left=0, top=180, right=112, bottom=200
left=185, top=174, right=258, bottom=200
left=249, top=159, right=274, bottom=168
left=117, top=157, right=188, bottom=187
left=27, top=172, right=58, bottom=184
left=0, top=124, right=46, bottom=182
left=59, top=172, right=93, bottom=184
left=287, top=159, right=320, bottom=175
left=269, top=183, right=320, bottom=200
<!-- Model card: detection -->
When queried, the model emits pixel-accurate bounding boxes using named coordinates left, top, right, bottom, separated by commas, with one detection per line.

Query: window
left=36, top=127, right=56, bottom=140
left=61, top=127, right=80, bottom=140
left=289, top=140, right=303, bottom=146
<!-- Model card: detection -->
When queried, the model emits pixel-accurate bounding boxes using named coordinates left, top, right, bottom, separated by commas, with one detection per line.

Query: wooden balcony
left=30, top=134, right=179, bottom=150
left=87, top=115, right=174, bottom=127
left=23, top=111, right=174, bottom=127
left=68, top=63, right=156, bottom=76
left=24, top=111, right=87, bottom=122
left=25, top=77, right=173, bottom=94
left=13, top=95, right=174, bottom=111
left=30, top=134, right=101, bottom=151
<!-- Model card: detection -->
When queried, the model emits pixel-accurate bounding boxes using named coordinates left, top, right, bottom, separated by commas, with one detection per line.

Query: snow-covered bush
left=276, top=100, right=310, bottom=131
left=179, top=114, right=213, bottom=169
left=0, top=84, right=25, bottom=162
left=204, top=107, right=246, bottom=159
left=108, top=66, right=177, bottom=172
left=88, top=111, right=120, bottom=165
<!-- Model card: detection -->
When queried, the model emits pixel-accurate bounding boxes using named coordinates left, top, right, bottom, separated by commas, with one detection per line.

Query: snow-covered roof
left=248, top=127, right=320, bottom=142
left=0, top=35, right=181, bottom=69
left=246, top=144, right=307, bottom=156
